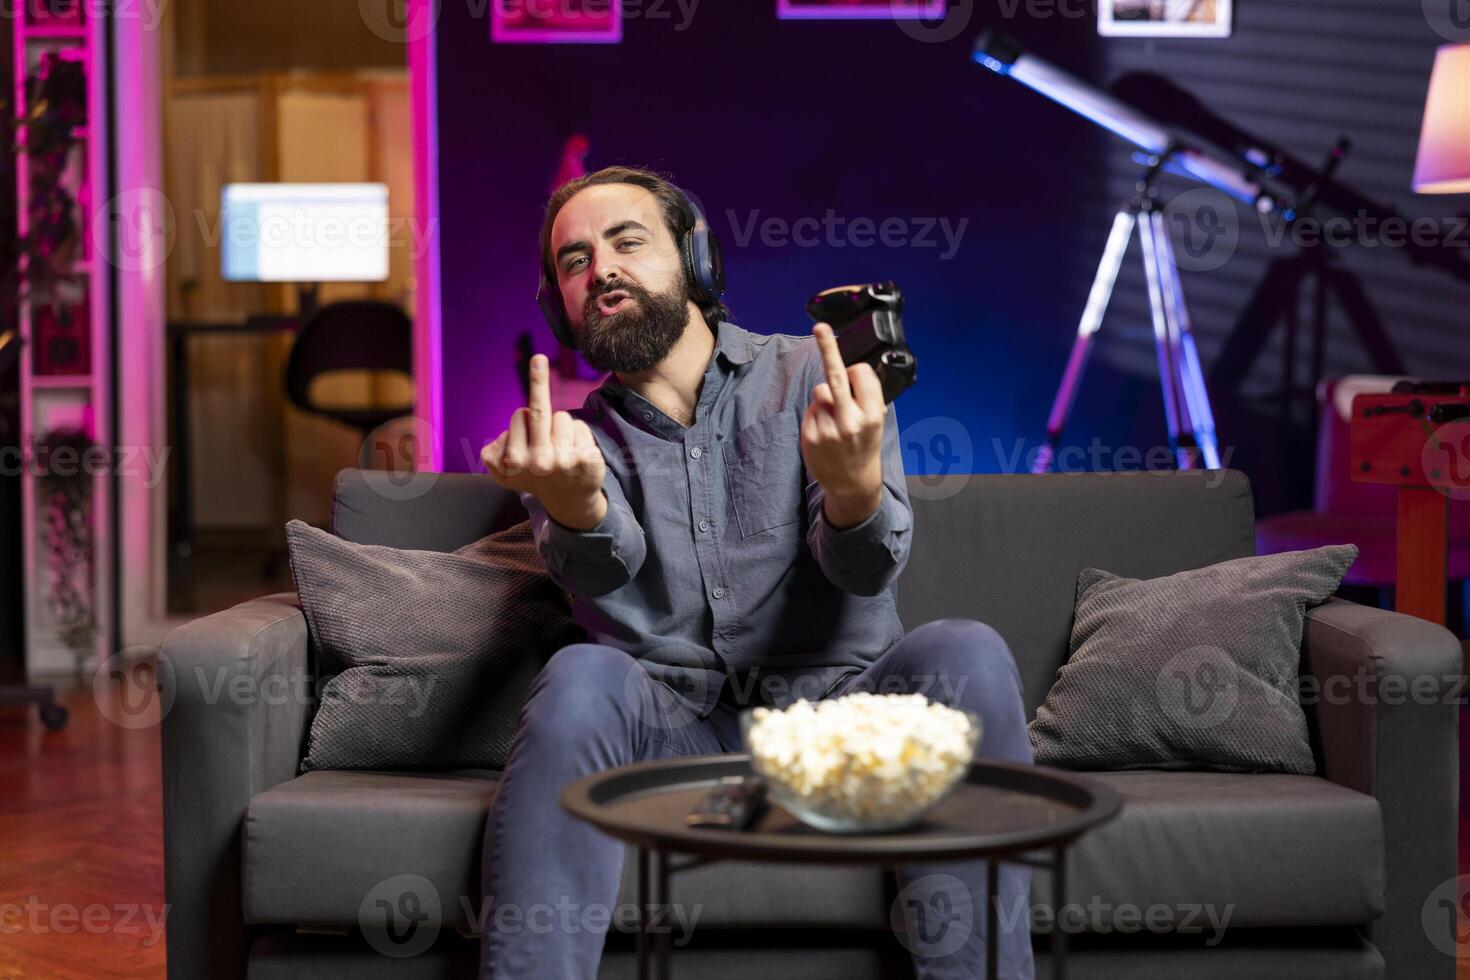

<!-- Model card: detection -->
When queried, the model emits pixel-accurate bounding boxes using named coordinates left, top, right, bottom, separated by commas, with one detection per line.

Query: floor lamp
left=1407, top=43, right=1470, bottom=632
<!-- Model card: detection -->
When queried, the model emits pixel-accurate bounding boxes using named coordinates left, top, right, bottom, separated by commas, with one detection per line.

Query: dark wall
left=435, top=2, right=1118, bottom=479
left=435, top=1, right=1470, bottom=515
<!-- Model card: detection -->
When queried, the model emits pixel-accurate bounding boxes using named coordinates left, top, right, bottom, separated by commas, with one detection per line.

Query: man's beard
left=575, top=277, right=691, bottom=374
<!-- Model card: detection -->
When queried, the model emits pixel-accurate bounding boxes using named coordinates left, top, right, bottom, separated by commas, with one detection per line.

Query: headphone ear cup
left=683, top=226, right=725, bottom=305
left=538, top=278, right=577, bottom=348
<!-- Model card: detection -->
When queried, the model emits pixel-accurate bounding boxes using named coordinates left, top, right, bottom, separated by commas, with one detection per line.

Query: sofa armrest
left=1302, top=598, right=1463, bottom=980
left=161, top=592, right=313, bottom=980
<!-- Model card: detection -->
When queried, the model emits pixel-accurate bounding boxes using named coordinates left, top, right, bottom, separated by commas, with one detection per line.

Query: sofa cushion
left=1034, top=771, right=1384, bottom=931
left=243, top=770, right=888, bottom=932
left=1029, top=545, right=1358, bottom=775
left=245, top=768, right=1383, bottom=938
left=286, top=520, right=582, bottom=773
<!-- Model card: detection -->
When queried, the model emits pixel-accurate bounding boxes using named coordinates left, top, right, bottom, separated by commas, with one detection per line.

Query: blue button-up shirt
left=520, top=321, right=913, bottom=715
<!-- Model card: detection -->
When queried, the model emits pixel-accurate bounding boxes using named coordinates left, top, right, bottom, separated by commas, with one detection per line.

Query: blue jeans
left=480, top=619, right=1036, bottom=980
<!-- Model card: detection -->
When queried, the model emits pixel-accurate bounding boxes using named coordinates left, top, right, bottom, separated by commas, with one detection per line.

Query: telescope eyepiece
left=973, top=29, right=1023, bottom=70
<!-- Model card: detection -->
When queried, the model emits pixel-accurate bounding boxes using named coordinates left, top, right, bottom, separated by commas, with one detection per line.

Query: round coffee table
left=561, top=755, right=1121, bottom=980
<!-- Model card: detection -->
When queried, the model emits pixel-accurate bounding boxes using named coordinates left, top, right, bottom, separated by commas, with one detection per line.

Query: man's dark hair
left=540, top=166, right=730, bottom=328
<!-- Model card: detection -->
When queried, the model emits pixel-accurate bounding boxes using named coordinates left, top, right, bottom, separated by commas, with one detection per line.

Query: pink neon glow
left=409, top=0, right=446, bottom=469
left=777, top=0, right=945, bottom=19
left=492, top=0, right=622, bottom=44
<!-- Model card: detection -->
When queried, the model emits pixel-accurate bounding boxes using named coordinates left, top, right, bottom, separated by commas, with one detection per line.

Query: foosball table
left=1350, top=381, right=1470, bottom=625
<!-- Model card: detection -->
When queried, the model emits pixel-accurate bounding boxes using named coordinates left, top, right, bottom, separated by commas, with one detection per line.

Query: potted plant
left=36, top=426, right=96, bottom=668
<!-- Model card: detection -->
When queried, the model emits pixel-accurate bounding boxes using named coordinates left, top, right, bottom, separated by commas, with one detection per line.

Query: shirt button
left=698, top=519, right=710, bottom=533
left=711, top=587, right=725, bottom=600
left=642, top=410, right=653, bottom=421
left=689, top=446, right=703, bottom=460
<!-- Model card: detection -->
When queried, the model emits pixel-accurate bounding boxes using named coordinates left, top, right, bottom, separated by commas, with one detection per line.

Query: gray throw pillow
left=1028, top=544, right=1359, bottom=774
left=286, top=519, right=583, bottom=772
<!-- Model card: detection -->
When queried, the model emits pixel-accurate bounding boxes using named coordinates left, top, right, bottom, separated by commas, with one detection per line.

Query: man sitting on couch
left=478, top=165, right=1034, bottom=980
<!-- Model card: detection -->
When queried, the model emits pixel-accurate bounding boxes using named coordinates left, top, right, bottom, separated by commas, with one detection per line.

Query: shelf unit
left=14, top=0, right=113, bottom=676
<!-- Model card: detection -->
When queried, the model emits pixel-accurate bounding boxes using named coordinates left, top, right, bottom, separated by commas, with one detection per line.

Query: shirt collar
left=713, top=320, right=754, bottom=366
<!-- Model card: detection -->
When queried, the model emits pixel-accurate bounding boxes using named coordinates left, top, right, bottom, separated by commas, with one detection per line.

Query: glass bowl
left=739, top=694, right=981, bottom=834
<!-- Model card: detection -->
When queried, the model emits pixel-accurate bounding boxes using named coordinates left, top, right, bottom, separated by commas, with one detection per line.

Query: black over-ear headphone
left=537, top=185, right=725, bottom=349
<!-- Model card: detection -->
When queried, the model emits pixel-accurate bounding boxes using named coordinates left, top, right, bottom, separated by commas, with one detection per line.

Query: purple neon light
left=777, top=0, right=945, bottom=20
left=492, top=0, right=622, bottom=44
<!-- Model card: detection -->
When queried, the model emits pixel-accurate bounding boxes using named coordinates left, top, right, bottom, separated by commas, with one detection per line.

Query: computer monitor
left=220, top=183, right=390, bottom=283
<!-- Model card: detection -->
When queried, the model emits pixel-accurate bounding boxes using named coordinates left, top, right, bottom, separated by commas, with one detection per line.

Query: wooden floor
left=0, top=675, right=167, bottom=979
left=1, top=673, right=1469, bottom=978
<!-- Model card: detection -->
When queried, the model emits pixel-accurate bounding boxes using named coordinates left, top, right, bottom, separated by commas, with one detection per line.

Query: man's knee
left=523, top=644, right=639, bottom=737
left=907, top=618, right=1015, bottom=669
left=899, top=619, right=1022, bottom=706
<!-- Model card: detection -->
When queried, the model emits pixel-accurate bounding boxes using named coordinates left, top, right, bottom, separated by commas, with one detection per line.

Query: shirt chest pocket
left=723, top=410, right=805, bottom=538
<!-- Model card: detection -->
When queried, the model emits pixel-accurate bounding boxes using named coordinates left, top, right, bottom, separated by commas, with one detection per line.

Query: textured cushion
left=1034, top=771, right=1384, bottom=930
left=286, top=520, right=582, bottom=772
left=246, top=928, right=1387, bottom=980
left=242, top=768, right=1382, bottom=936
left=1029, top=545, right=1358, bottom=774
left=243, top=770, right=888, bottom=932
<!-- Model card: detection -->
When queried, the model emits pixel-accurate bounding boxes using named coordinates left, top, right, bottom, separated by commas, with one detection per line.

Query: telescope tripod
left=1033, top=181, right=1222, bottom=473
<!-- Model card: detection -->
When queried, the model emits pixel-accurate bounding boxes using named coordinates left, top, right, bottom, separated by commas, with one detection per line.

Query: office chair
left=284, top=299, right=415, bottom=465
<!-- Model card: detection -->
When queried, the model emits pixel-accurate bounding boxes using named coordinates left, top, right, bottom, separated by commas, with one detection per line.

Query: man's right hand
left=482, top=353, right=608, bottom=531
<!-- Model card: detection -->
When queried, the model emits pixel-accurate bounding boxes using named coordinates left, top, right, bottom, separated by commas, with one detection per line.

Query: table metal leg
left=1052, top=846, right=1069, bottom=980
left=986, top=860, right=999, bottom=980
left=637, top=847, right=650, bottom=980
left=654, top=848, right=672, bottom=980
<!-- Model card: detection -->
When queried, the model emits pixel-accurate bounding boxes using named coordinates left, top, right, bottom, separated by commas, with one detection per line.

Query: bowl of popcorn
left=740, top=693, right=981, bottom=834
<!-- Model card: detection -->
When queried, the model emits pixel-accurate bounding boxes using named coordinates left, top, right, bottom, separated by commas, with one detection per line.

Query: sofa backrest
left=331, top=468, right=1258, bottom=716
left=332, top=469, right=528, bottom=550
left=899, top=471, right=1256, bottom=714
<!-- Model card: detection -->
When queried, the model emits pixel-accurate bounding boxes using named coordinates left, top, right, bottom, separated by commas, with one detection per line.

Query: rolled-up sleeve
left=520, top=473, right=646, bottom=598
left=805, top=405, right=913, bottom=597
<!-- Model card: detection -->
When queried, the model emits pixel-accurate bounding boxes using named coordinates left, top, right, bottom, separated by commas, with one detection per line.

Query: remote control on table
left=685, top=776, right=768, bottom=831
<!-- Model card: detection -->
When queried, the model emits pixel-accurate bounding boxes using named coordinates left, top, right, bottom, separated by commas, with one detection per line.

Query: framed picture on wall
left=492, top=0, right=621, bottom=44
left=1099, top=0, right=1232, bottom=37
left=778, top=0, right=946, bottom=20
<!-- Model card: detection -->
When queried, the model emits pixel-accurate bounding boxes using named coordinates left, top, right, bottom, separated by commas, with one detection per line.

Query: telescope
left=971, top=29, right=1254, bottom=472
left=972, top=30, right=1309, bottom=217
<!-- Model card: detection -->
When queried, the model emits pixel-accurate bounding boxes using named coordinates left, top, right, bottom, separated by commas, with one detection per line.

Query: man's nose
left=595, top=264, right=622, bottom=287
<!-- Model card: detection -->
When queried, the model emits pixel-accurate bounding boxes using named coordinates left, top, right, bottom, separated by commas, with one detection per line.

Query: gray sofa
left=161, top=468, right=1462, bottom=980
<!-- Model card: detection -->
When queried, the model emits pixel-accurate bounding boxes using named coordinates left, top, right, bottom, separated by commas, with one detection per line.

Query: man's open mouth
left=597, top=290, right=633, bottom=316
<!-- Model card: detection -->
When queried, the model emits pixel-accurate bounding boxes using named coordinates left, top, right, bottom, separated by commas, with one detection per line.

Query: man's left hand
left=801, top=322, right=887, bottom=530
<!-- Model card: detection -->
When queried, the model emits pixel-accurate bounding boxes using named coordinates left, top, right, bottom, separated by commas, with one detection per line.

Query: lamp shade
left=1414, top=44, right=1470, bottom=194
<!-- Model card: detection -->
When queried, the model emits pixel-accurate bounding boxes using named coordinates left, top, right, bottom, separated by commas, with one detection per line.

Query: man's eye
left=565, top=256, right=588, bottom=273
left=616, top=239, right=642, bottom=251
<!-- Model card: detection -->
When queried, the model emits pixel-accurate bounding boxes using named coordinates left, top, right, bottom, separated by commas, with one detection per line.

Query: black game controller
left=805, top=282, right=917, bottom=403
